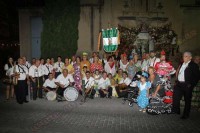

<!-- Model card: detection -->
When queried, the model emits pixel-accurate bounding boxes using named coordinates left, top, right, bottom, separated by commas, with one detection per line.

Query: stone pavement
left=0, top=93, right=200, bottom=133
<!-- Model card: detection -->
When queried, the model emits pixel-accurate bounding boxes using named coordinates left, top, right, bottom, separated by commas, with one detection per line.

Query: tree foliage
left=41, top=0, right=80, bottom=59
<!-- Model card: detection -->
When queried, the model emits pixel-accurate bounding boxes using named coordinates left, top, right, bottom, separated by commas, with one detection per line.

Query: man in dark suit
left=172, top=51, right=200, bottom=119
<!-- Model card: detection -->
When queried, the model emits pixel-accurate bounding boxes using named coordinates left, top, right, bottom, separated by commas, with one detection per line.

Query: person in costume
left=73, top=56, right=82, bottom=93
left=137, top=72, right=151, bottom=112
left=155, top=50, right=176, bottom=78
left=90, top=56, right=103, bottom=73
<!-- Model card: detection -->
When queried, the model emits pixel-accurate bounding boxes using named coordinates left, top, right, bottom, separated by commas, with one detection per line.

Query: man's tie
left=58, top=63, right=61, bottom=72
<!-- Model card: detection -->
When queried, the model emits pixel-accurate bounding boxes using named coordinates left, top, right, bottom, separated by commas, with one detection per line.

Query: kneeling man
left=55, top=69, right=74, bottom=101
left=98, top=71, right=112, bottom=98
left=82, top=71, right=95, bottom=99
left=43, top=73, right=57, bottom=92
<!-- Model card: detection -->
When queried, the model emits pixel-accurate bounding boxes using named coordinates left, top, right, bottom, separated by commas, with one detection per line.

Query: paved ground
left=0, top=83, right=200, bottom=133
left=1, top=97, right=200, bottom=133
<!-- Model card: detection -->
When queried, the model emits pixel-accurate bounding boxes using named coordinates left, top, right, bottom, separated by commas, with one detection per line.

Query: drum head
left=46, top=91, right=57, bottom=101
left=64, top=87, right=79, bottom=101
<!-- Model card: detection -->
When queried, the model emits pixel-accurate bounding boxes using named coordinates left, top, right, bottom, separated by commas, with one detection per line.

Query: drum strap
left=46, top=65, right=50, bottom=73
left=18, top=65, right=26, bottom=74
left=84, top=80, right=89, bottom=88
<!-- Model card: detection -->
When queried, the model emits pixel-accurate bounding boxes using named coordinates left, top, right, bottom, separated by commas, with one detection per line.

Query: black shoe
left=4, top=99, right=9, bottom=102
left=170, top=111, right=180, bottom=115
left=57, top=99, right=62, bottom=102
left=180, top=115, right=189, bottom=120
left=24, top=100, right=29, bottom=103
left=57, top=97, right=63, bottom=102
left=89, top=96, right=94, bottom=99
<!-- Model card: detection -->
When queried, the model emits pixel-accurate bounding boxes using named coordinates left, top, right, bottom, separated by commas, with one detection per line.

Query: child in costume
left=137, top=72, right=151, bottom=112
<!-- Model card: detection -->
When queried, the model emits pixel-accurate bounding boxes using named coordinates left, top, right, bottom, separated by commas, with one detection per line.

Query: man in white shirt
left=22, top=56, right=31, bottom=99
left=12, top=58, right=29, bottom=104
left=147, top=50, right=160, bottom=68
left=115, top=71, right=131, bottom=98
left=43, top=73, right=57, bottom=92
left=54, top=56, right=64, bottom=78
left=55, top=69, right=74, bottom=101
left=141, top=53, right=150, bottom=71
left=43, top=58, right=53, bottom=79
left=29, top=59, right=44, bottom=100
left=98, top=71, right=112, bottom=98
left=82, top=71, right=95, bottom=99
left=172, top=52, right=200, bottom=119
left=22, top=56, right=31, bottom=69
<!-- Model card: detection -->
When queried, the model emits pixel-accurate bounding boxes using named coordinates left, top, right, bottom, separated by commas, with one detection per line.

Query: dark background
left=0, top=0, right=45, bottom=78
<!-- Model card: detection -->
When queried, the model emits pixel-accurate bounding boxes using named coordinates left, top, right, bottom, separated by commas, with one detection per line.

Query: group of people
left=3, top=50, right=200, bottom=119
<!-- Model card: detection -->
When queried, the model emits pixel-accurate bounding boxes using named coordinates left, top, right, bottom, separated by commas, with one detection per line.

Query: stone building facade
left=18, top=0, right=200, bottom=60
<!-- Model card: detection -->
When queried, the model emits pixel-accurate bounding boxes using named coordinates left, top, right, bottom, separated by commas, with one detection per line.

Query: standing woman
left=104, top=56, right=116, bottom=76
left=90, top=56, right=103, bottom=73
left=62, top=57, right=74, bottom=74
left=71, top=55, right=76, bottom=66
left=120, top=54, right=129, bottom=71
left=102, top=53, right=108, bottom=68
left=80, top=52, right=90, bottom=71
left=4, top=57, right=15, bottom=101
left=73, top=56, right=82, bottom=93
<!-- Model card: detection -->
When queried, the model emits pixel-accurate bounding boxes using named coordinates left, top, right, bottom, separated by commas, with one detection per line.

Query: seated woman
left=126, top=57, right=136, bottom=79
left=148, top=66, right=164, bottom=97
left=43, top=73, right=57, bottom=92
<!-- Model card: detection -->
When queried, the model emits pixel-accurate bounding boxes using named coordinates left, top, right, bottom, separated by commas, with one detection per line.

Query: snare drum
left=64, top=86, right=79, bottom=101
left=46, top=91, right=57, bottom=101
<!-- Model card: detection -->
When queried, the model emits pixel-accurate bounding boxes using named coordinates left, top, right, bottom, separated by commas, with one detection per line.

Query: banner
left=98, top=28, right=120, bottom=52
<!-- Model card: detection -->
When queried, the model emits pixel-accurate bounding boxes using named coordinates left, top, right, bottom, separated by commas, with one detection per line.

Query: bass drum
left=46, top=91, right=57, bottom=101
left=64, top=86, right=79, bottom=101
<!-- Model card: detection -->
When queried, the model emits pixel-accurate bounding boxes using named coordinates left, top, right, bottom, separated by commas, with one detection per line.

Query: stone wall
left=18, top=8, right=42, bottom=61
